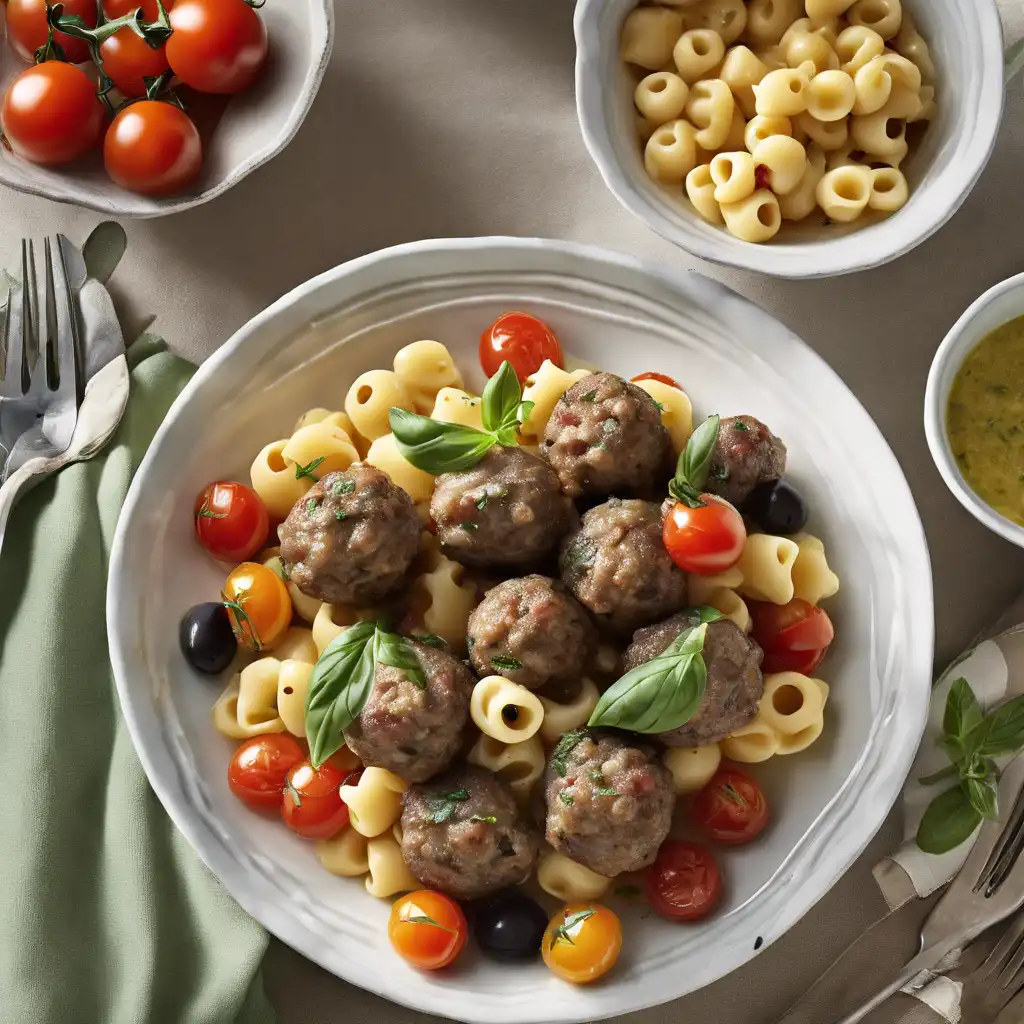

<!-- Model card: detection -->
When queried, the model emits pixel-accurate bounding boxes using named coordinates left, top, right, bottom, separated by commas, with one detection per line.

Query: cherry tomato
left=1, top=63, right=104, bottom=166
left=281, top=760, right=351, bottom=839
left=663, top=494, right=746, bottom=575
left=104, top=0, right=175, bottom=19
left=228, top=734, right=305, bottom=811
left=691, top=768, right=770, bottom=845
left=631, top=371, right=682, bottom=389
left=165, top=0, right=268, bottom=94
left=388, top=890, right=468, bottom=970
left=750, top=599, right=834, bottom=674
left=194, top=481, right=270, bottom=562
left=104, top=101, right=202, bottom=196
left=223, top=562, right=292, bottom=652
left=6, top=0, right=97, bottom=64
left=541, top=903, right=622, bottom=984
left=100, top=28, right=171, bottom=98
left=645, top=841, right=723, bottom=922
left=479, top=311, right=564, bottom=383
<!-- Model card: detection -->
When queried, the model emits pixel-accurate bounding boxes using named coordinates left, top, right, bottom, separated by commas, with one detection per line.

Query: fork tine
left=39, top=235, right=80, bottom=453
left=978, top=784, right=1024, bottom=896
left=0, top=241, right=31, bottom=399
left=996, top=919, right=1024, bottom=992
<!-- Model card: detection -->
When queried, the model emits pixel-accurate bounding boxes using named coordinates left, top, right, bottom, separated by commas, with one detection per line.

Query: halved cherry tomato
left=691, top=768, right=770, bottom=845
left=1, top=63, right=104, bottom=166
left=165, top=0, right=268, bottom=94
left=631, top=371, right=681, bottom=389
left=6, top=0, right=98, bottom=64
left=645, top=841, right=723, bottom=922
left=100, top=28, right=171, bottom=98
left=223, top=562, right=292, bottom=652
left=750, top=599, right=834, bottom=674
left=104, top=101, right=203, bottom=196
left=104, top=0, right=175, bottom=19
left=479, top=311, right=564, bottom=383
left=542, top=903, right=621, bottom=984
left=194, top=481, right=270, bottom=562
left=228, top=734, right=305, bottom=810
left=663, top=494, right=746, bottom=575
left=281, top=760, right=351, bottom=839
left=388, top=890, right=468, bottom=970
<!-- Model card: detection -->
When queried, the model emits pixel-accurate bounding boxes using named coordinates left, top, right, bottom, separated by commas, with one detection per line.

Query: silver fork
left=0, top=239, right=42, bottom=455
left=961, top=910, right=1024, bottom=1022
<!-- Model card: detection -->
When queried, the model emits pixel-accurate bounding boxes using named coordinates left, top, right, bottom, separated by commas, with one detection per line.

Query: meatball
left=623, top=615, right=764, bottom=747
left=544, top=729, right=673, bottom=876
left=401, top=765, right=539, bottom=900
left=541, top=372, right=671, bottom=498
left=343, top=640, right=474, bottom=782
left=430, top=447, right=573, bottom=568
left=279, top=465, right=420, bottom=605
left=559, top=498, right=687, bottom=636
left=466, top=575, right=597, bottom=690
left=705, top=415, right=787, bottom=507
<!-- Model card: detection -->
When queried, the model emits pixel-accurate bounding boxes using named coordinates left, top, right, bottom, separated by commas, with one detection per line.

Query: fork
left=961, top=909, right=1024, bottom=1022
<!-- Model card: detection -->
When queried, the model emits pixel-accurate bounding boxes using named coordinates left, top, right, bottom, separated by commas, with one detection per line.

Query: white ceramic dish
left=107, top=238, right=933, bottom=1023
left=574, top=0, right=1005, bottom=279
left=0, top=0, right=332, bottom=217
left=924, top=272, right=1024, bottom=550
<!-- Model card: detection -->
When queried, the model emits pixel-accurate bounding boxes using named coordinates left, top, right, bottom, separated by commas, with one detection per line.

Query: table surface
left=4, top=1, right=1024, bottom=1021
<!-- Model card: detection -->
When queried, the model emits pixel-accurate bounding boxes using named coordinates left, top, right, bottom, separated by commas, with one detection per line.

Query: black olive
left=180, top=602, right=237, bottom=675
left=743, top=480, right=808, bottom=536
left=474, top=890, right=547, bottom=961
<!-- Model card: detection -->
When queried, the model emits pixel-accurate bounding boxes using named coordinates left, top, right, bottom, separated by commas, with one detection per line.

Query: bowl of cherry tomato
left=0, top=0, right=332, bottom=215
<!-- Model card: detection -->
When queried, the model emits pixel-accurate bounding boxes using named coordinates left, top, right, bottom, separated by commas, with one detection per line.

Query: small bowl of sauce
left=926, top=274, right=1024, bottom=548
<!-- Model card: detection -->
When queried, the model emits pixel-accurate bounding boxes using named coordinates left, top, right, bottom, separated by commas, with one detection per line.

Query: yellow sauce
left=947, top=315, right=1024, bottom=527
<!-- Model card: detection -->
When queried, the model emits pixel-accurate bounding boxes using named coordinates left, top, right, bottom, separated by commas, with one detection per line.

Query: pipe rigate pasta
left=645, top=119, right=698, bottom=183
left=816, top=165, right=872, bottom=222
left=721, top=189, right=782, bottom=243
left=745, top=0, right=802, bottom=46
left=250, top=439, right=310, bottom=520
left=537, top=852, right=611, bottom=902
left=663, top=743, right=722, bottom=794
left=237, top=658, right=285, bottom=733
left=365, top=833, right=420, bottom=899
left=276, top=659, right=313, bottom=736
left=735, top=533, right=800, bottom=604
left=344, top=369, right=413, bottom=442
left=341, top=767, right=408, bottom=838
left=316, top=827, right=370, bottom=878
left=467, top=734, right=545, bottom=803
left=365, top=432, right=436, bottom=503
left=673, top=29, right=725, bottom=84
left=686, top=164, right=724, bottom=225
left=632, top=378, right=694, bottom=451
left=538, top=679, right=600, bottom=745
left=470, top=676, right=544, bottom=744
left=518, top=360, right=590, bottom=440
left=847, top=0, right=902, bottom=40
left=620, top=5, right=684, bottom=69
left=634, top=71, right=690, bottom=125
left=392, top=340, right=463, bottom=414
left=791, top=534, right=841, bottom=605
left=711, top=151, right=756, bottom=205
left=686, top=79, right=736, bottom=151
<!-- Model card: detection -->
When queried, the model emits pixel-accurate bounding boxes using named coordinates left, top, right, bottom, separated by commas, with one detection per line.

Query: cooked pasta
left=806, top=69, right=856, bottom=121
left=778, top=143, right=828, bottom=221
left=365, top=834, right=420, bottom=898
left=867, top=166, right=908, bottom=212
left=365, top=432, right=435, bottom=503
left=850, top=109, right=907, bottom=166
left=686, top=79, right=736, bottom=151
left=791, top=533, right=841, bottom=605
left=663, top=743, right=722, bottom=794
left=751, top=135, right=806, bottom=194
left=759, top=671, right=827, bottom=740
left=744, top=113, right=792, bottom=153
left=687, top=564, right=744, bottom=602
left=754, top=65, right=812, bottom=117
left=212, top=675, right=250, bottom=740
left=519, top=360, right=591, bottom=440
left=635, top=71, right=690, bottom=124
left=735, top=533, right=799, bottom=604
left=632, top=378, right=694, bottom=451
left=776, top=679, right=830, bottom=753
left=276, top=659, right=312, bottom=736
left=429, top=387, right=484, bottom=431
left=816, top=165, right=872, bottom=222
left=783, top=31, right=836, bottom=75
left=701, top=587, right=751, bottom=632
left=538, top=679, right=600, bottom=745
left=392, top=340, right=463, bottom=414
left=711, top=151, right=756, bottom=205
left=847, top=0, right=901, bottom=40
left=621, top=5, right=684, bottom=69
left=316, top=827, right=370, bottom=877
left=894, top=12, right=934, bottom=82
left=344, top=369, right=413, bottom=442
left=281, top=422, right=359, bottom=480
left=720, top=718, right=781, bottom=763
left=851, top=55, right=892, bottom=115
left=250, top=439, right=310, bottom=520
left=537, top=852, right=611, bottom=902
left=806, top=0, right=856, bottom=20
left=293, top=407, right=357, bottom=441
left=471, top=676, right=544, bottom=744
left=686, top=164, right=724, bottom=225
left=645, top=119, right=698, bottom=183
left=406, top=553, right=477, bottom=654
left=721, top=189, right=782, bottom=243
left=237, top=658, right=285, bottom=733
left=468, top=734, right=546, bottom=803
left=795, top=110, right=848, bottom=151
left=693, top=0, right=747, bottom=45
left=745, top=0, right=802, bottom=45
left=312, top=601, right=365, bottom=656
left=341, top=767, right=408, bottom=838
left=673, top=29, right=725, bottom=84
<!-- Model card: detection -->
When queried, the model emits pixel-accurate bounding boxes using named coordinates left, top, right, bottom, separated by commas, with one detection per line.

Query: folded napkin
left=0, top=331, right=275, bottom=1023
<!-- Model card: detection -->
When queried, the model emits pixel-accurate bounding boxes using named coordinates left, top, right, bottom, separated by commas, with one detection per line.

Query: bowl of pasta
left=574, top=0, right=1004, bottom=278
left=107, top=237, right=933, bottom=1022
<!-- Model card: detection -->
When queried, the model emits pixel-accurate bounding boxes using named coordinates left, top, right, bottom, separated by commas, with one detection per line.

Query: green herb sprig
left=549, top=908, right=596, bottom=950
left=668, top=415, right=720, bottom=510
left=425, top=789, right=470, bottom=824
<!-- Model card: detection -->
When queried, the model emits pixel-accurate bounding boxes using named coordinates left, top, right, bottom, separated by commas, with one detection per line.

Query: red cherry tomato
left=662, top=494, right=746, bottom=575
left=281, top=760, right=351, bottom=839
left=691, top=768, right=770, bottom=845
left=1, top=63, right=104, bottom=166
left=228, top=734, right=305, bottom=811
left=388, top=891, right=468, bottom=970
left=479, top=311, right=564, bottom=383
left=631, top=372, right=682, bottom=389
left=5, top=0, right=97, bottom=64
left=750, top=599, right=835, bottom=674
left=104, top=0, right=175, bottom=19
left=100, top=28, right=171, bottom=98
left=194, top=481, right=270, bottom=562
left=165, top=0, right=268, bottom=94
left=645, top=841, right=723, bottom=922
left=104, top=101, right=203, bottom=196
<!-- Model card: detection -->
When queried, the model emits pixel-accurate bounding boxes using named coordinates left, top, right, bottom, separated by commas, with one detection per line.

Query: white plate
left=107, top=238, right=933, bottom=1023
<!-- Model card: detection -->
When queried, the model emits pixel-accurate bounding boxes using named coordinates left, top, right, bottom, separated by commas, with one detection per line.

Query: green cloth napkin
left=0, top=336, right=276, bottom=1024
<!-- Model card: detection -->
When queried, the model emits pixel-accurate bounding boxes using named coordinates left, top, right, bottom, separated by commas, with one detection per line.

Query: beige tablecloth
left=3, top=2, right=1024, bottom=1022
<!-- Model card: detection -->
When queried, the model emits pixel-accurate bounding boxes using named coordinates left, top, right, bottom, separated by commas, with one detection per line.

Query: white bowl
left=0, top=0, right=332, bottom=217
left=574, top=0, right=1005, bottom=279
left=924, top=273, right=1024, bottom=549
left=107, top=238, right=933, bottom=1023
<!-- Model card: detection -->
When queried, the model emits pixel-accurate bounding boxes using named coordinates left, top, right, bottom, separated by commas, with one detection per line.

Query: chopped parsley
left=551, top=729, right=586, bottom=776
left=460, top=521, right=479, bottom=532
left=306, top=498, right=318, bottom=515
left=558, top=791, right=574, bottom=807
left=708, top=464, right=729, bottom=482
left=475, top=494, right=490, bottom=510
left=336, top=509, right=348, bottom=521
left=654, top=401, right=664, bottom=413
left=563, top=537, right=597, bottom=572
left=331, top=478, right=356, bottom=497
left=490, top=655, right=524, bottom=671
left=601, top=418, right=619, bottom=434
left=595, top=786, right=620, bottom=797
left=413, top=633, right=447, bottom=649
left=295, top=456, right=326, bottom=481
left=581, top=390, right=597, bottom=403
left=470, top=814, right=497, bottom=824
left=733, top=420, right=749, bottom=432
left=425, top=788, right=470, bottom=824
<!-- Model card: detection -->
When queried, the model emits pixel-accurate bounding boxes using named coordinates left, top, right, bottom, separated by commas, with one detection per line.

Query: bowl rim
left=573, top=0, right=1006, bottom=279
left=0, top=0, right=334, bottom=219
left=924, top=271, right=1024, bottom=550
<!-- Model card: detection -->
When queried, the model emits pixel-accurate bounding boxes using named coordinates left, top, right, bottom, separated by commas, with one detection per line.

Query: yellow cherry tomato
left=542, top=903, right=622, bottom=984
left=223, top=561, right=292, bottom=652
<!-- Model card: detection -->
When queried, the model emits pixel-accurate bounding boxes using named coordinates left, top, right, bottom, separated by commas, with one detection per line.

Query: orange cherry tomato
left=662, top=494, right=746, bottom=576
left=281, top=760, right=352, bottom=839
left=645, top=841, right=723, bottom=922
left=479, top=311, right=564, bottom=383
left=750, top=599, right=835, bottom=675
left=222, top=562, right=291, bottom=652
left=542, top=903, right=622, bottom=984
left=388, top=890, right=468, bottom=970
left=100, top=28, right=171, bottom=98
left=631, top=371, right=681, bottom=389
left=194, top=481, right=270, bottom=562
left=6, top=0, right=97, bottom=64
left=691, top=768, right=770, bottom=845
left=104, top=0, right=175, bottom=19
left=228, top=734, right=305, bottom=811
left=104, top=101, right=203, bottom=197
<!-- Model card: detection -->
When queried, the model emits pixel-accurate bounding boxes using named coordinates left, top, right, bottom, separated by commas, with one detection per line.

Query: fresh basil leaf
left=971, top=695, right=1024, bottom=757
left=944, top=677, right=983, bottom=741
left=390, top=408, right=496, bottom=474
left=675, top=414, right=720, bottom=494
left=963, top=777, right=999, bottom=820
left=481, top=361, right=522, bottom=433
left=916, top=786, right=983, bottom=855
left=516, top=400, right=535, bottom=426
left=937, top=733, right=967, bottom=765
left=305, top=621, right=377, bottom=767
left=375, top=630, right=426, bottom=689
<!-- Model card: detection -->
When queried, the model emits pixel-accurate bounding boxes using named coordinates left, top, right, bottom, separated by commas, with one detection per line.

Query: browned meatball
left=401, top=765, right=539, bottom=900
left=343, top=640, right=473, bottom=782
left=279, top=465, right=420, bottom=605
left=429, top=447, right=573, bottom=568
left=705, top=415, right=787, bottom=507
left=623, top=614, right=764, bottom=746
left=559, top=499, right=687, bottom=636
left=466, top=575, right=597, bottom=690
left=541, top=372, right=672, bottom=498
left=544, top=730, right=673, bottom=876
